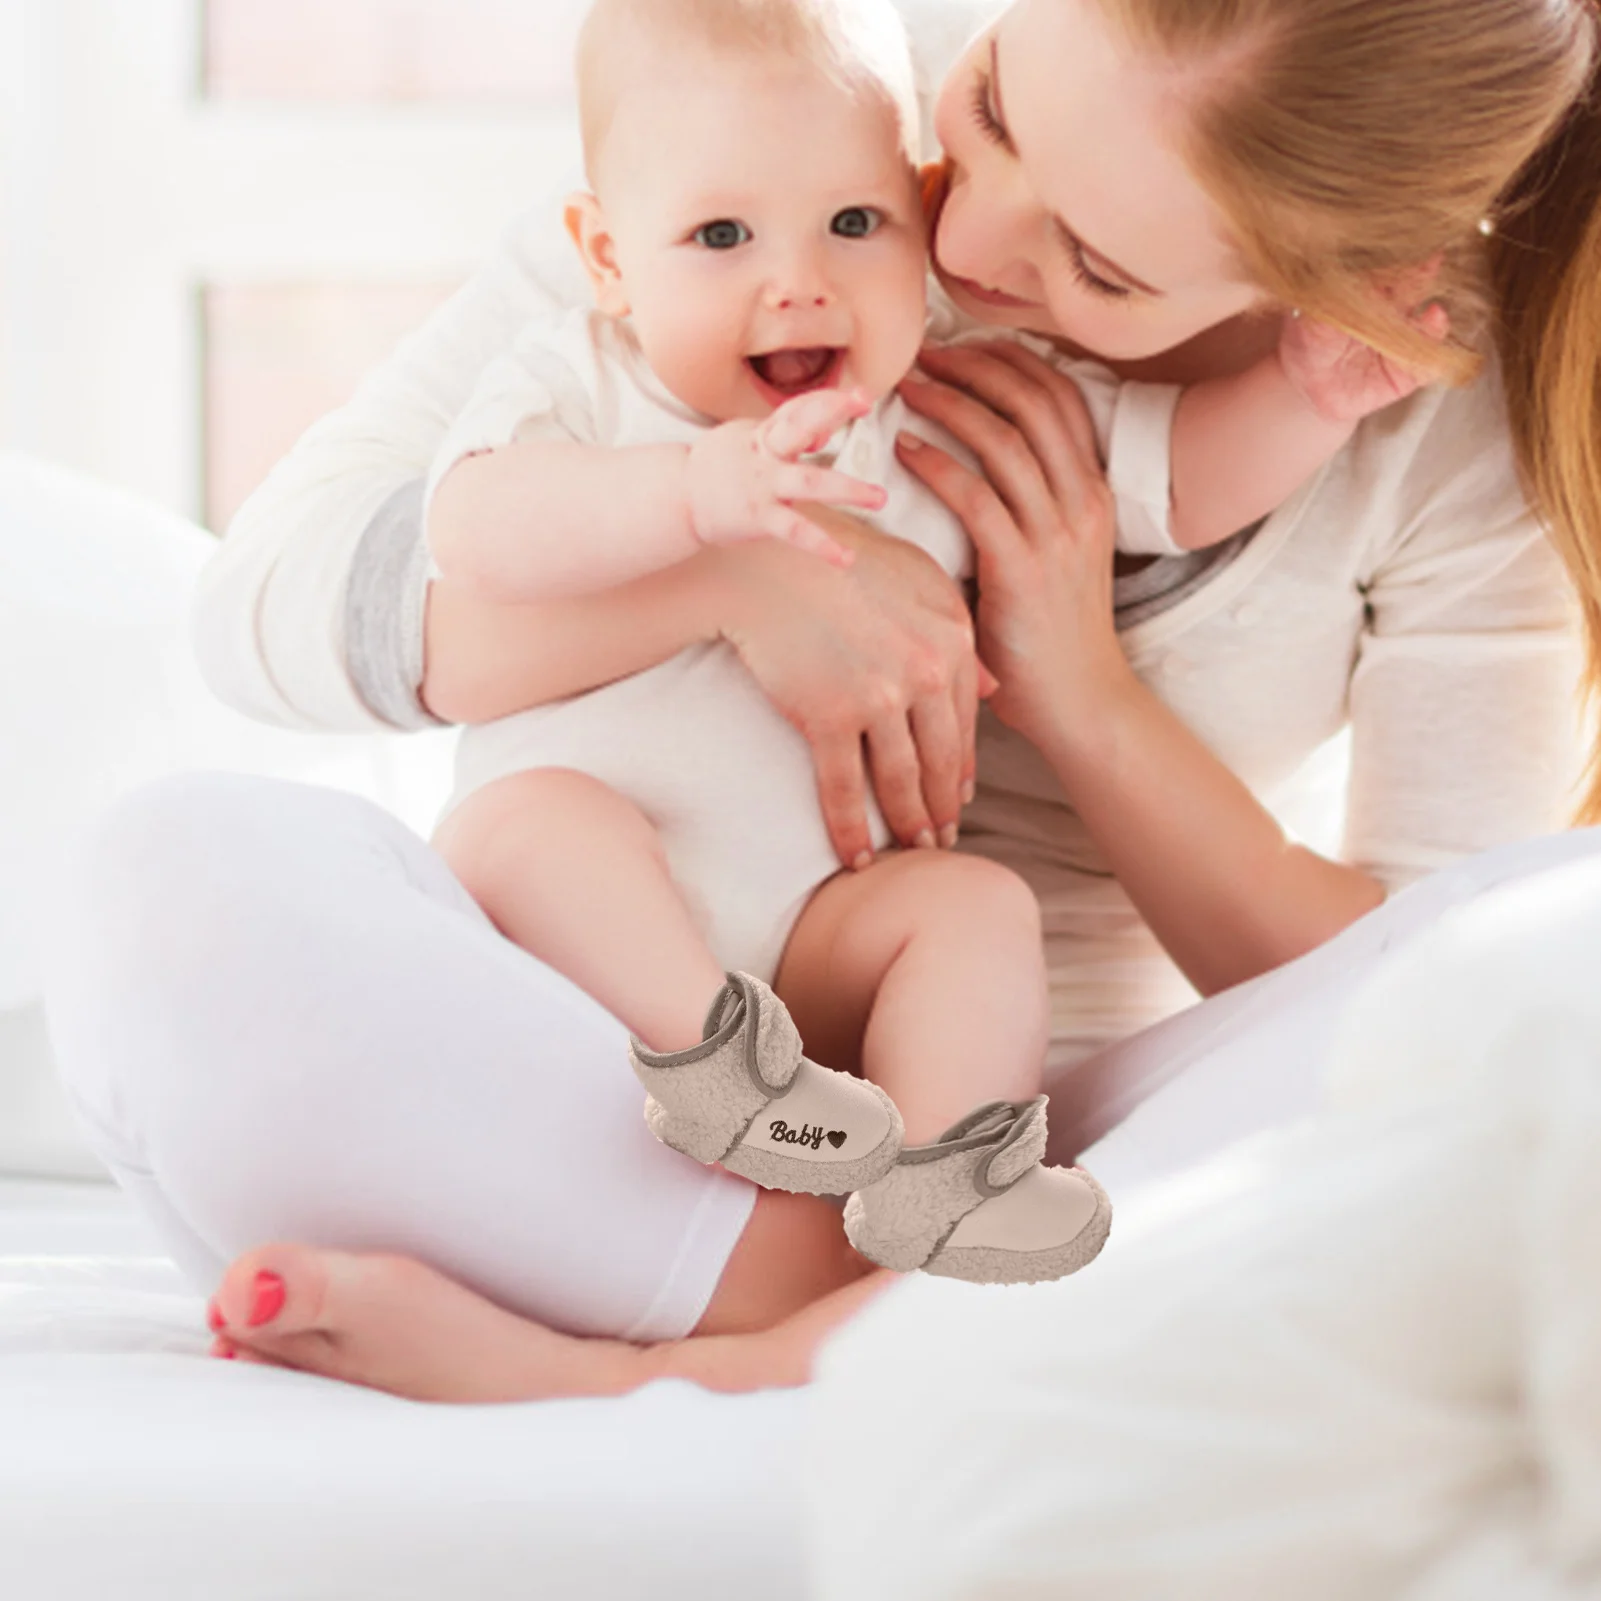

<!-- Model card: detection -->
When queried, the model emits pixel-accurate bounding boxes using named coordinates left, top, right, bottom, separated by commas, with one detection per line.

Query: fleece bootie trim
left=630, top=972, right=903, bottom=1195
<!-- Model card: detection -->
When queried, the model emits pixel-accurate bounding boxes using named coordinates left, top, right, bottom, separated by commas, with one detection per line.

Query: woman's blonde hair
left=1098, top=0, right=1601, bottom=817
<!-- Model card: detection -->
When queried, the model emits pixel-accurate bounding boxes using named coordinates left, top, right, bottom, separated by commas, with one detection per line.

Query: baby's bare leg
left=433, top=770, right=723, bottom=1053
left=437, top=771, right=870, bottom=1330
left=776, top=852, right=1049, bottom=1144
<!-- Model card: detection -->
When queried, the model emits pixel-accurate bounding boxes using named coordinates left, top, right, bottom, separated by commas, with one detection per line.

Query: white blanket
left=0, top=1187, right=809, bottom=1601
left=807, top=860, right=1601, bottom=1600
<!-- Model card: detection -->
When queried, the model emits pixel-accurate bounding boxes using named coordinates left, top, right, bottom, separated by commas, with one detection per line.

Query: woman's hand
left=894, top=340, right=1387, bottom=993
left=712, top=510, right=989, bottom=869
left=895, top=341, right=1136, bottom=754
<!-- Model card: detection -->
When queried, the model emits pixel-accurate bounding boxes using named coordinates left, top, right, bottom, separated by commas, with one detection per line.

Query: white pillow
left=0, top=454, right=456, bottom=1177
left=806, top=862, right=1601, bottom=1600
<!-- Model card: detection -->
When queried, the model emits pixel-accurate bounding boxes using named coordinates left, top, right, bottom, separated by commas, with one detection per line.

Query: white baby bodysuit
left=431, top=305, right=1180, bottom=981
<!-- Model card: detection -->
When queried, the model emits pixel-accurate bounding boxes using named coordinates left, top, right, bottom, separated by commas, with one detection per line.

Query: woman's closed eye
left=693, top=219, right=752, bottom=251
left=967, top=69, right=1011, bottom=151
left=1056, top=225, right=1134, bottom=301
left=967, top=65, right=1134, bottom=302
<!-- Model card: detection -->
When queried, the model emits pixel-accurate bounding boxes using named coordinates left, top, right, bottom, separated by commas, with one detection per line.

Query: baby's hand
left=685, top=387, right=889, bottom=568
left=1278, top=270, right=1452, bottom=426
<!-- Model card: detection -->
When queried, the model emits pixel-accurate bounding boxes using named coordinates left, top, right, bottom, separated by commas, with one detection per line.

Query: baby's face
left=579, top=53, right=928, bottom=422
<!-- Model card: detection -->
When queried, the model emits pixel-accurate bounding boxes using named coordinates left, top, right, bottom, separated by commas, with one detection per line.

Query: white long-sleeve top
left=194, top=37, right=1583, bottom=1060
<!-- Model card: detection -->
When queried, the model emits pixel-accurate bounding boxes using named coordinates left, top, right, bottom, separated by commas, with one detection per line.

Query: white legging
left=40, top=771, right=1601, bottom=1342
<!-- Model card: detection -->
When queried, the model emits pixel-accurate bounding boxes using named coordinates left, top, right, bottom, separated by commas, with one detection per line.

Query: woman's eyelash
left=1061, top=231, right=1133, bottom=300
left=967, top=73, right=1009, bottom=147
left=969, top=67, right=1133, bottom=302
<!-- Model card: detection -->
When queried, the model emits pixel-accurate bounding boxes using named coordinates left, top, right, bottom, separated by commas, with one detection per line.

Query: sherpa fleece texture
left=928, top=1168, right=1113, bottom=1286
left=844, top=1098, right=1076, bottom=1276
left=630, top=972, right=903, bottom=1194
left=629, top=973, right=801, bottom=1164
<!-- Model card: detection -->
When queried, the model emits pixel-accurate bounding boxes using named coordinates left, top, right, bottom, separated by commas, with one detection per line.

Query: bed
left=0, top=455, right=823, bottom=1599
left=7, top=453, right=1597, bottom=1599
left=0, top=1177, right=813, bottom=1601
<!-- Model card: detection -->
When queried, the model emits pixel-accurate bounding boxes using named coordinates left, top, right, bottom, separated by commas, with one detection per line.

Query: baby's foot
left=633, top=970, right=904, bottom=1194
left=843, top=1097, right=1112, bottom=1284
left=206, top=1245, right=642, bottom=1403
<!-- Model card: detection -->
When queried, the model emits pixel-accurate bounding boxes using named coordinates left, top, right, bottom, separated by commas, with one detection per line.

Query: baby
left=424, top=0, right=1430, bottom=1285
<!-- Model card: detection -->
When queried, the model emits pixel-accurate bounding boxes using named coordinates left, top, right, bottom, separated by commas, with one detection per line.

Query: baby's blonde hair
left=576, top=0, right=920, bottom=181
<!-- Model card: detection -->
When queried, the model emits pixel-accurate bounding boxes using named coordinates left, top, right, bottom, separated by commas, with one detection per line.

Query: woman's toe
left=212, top=1243, right=335, bottom=1341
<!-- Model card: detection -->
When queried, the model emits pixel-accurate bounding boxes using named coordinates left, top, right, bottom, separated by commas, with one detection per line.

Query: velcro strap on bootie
left=976, top=1096, right=1049, bottom=1194
left=632, top=972, right=903, bottom=1192
left=700, top=971, right=803, bottom=1098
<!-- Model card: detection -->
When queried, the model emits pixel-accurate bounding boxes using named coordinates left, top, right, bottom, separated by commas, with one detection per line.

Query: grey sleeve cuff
left=345, top=479, right=451, bottom=731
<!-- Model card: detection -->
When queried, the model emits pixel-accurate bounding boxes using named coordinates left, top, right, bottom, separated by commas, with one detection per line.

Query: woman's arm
left=425, top=509, right=989, bottom=868
left=1035, top=675, right=1386, bottom=994
left=194, top=206, right=588, bottom=734
left=900, top=341, right=1386, bottom=997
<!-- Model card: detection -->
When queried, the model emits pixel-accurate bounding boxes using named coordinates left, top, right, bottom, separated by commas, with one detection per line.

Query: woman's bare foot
left=206, top=1245, right=658, bottom=1403
left=206, top=1242, right=899, bottom=1403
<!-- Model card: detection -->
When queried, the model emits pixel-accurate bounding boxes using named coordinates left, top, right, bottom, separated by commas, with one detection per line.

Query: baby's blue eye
left=831, top=207, right=883, bottom=239
left=694, top=219, right=751, bottom=250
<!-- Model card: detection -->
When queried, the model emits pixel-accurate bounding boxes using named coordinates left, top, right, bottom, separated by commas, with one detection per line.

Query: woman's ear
left=565, top=192, right=631, bottom=318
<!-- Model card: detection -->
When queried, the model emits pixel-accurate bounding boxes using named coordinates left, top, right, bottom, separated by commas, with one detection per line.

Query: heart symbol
left=827, top=1131, right=847, bottom=1149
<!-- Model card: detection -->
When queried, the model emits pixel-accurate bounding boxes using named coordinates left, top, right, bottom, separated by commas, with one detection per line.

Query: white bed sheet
left=0, top=1180, right=808, bottom=1601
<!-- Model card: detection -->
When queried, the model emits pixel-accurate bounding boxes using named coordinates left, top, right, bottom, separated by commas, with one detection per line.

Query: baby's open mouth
left=747, top=347, right=846, bottom=400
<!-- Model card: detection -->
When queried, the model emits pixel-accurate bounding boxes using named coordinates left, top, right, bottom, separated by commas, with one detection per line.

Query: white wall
left=0, top=0, right=580, bottom=520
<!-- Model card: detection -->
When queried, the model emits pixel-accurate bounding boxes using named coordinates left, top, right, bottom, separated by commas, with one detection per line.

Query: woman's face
left=932, top=0, right=1271, bottom=360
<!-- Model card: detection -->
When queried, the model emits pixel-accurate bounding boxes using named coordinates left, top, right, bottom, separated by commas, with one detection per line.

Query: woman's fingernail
left=915, top=829, right=936, bottom=850
left=897, top=430, right=923, bottom=452
left=852, top=851, right=873, bottom=872
left=939, top=823, right=959, bottom=849
left=962, top=779, right=977, bottom=805
left=220, top=1348, right=238, bottom=1361
left=206, top=1301, right=226, bottom=1334
left=247, top=1272, right=287, bottom=1329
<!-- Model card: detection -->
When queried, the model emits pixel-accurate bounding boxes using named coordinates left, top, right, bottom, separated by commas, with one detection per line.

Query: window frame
left=0, top=0, right=580, bottom=522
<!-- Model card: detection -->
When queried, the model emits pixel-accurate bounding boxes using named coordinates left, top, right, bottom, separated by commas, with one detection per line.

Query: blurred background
left=0, top=0, right=610, bottom=1174
left=0, top=0, right=590, bottom=532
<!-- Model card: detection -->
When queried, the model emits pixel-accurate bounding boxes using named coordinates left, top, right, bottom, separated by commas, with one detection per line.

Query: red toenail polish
left=247, top=1272, right=286, bottom=1328
left=206, top=1301, right=226, bottom=1333
left=220, top=1349, right=238, bottom=1361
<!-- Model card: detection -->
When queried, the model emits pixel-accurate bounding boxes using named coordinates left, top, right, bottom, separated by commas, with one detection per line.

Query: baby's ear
left=564, top=193, right=630, bottom=318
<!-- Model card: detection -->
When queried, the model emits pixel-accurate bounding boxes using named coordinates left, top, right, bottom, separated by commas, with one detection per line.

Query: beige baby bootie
left=629, top=972, right=904, bottom=1195
left=842, top=1096, right=1111, bottom=1284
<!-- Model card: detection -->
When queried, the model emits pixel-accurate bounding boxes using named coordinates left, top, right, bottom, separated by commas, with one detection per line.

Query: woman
left=45, top=0, right=1601, bottom=1400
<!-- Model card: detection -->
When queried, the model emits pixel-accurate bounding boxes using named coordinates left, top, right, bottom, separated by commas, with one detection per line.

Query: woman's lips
left=942, top=270, right=1040, bottom=311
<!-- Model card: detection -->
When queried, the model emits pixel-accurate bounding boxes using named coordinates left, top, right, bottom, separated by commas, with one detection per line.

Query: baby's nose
left=765, top=258, right=833, bottom=311
left=771, top=286, right=831, bottom=310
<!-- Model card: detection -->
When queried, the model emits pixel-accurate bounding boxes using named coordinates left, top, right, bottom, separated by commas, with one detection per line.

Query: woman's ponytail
left=1489, top=57, right=1601, bottom=819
